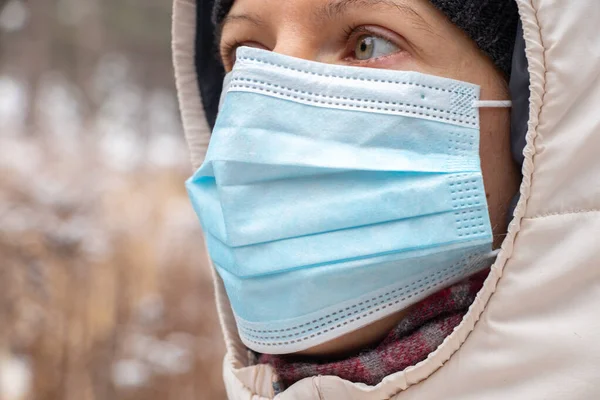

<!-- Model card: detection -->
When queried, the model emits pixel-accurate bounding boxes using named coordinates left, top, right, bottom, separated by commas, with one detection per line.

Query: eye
left=353, top=34, right=400, bottom=61
left=220, top=41, right=268, bottom=71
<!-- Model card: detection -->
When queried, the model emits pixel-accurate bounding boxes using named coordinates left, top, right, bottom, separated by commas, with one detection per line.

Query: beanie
left=211, top=0, right=519, bottom=77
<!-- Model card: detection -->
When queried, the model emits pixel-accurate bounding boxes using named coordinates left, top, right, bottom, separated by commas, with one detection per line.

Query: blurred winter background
left=0, top=0, right=225, bottom=399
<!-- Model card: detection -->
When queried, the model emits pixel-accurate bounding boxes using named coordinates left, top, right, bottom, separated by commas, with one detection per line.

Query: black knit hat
left=196, top=0, right=519, bottom=128
left=426, top=0, right=519, bottom=76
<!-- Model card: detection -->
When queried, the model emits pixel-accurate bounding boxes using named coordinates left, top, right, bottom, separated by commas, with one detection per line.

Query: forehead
left=224, top=0, right=425, bottom=27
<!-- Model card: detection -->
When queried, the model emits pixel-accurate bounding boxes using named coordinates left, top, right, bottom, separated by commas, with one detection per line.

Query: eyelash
left=342, top=24, right=359, bottom=38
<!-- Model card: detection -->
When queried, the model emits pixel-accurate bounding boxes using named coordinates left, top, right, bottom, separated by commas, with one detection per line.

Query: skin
left=219, top=0, right=521, bottom=358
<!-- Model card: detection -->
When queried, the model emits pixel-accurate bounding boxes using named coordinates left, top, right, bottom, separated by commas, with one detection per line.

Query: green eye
left=354, top=35, right=400, bottom=60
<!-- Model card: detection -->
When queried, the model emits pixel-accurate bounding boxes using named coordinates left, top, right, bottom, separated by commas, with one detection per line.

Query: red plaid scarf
left=256, top=271, right=487, bottom=393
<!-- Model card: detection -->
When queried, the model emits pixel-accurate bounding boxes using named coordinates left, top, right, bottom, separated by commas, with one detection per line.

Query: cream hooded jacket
left=172, top=0, right=600, bottom=398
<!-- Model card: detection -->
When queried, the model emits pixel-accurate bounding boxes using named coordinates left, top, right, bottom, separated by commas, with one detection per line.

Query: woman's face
left=218, top=0, right=521, bottom=356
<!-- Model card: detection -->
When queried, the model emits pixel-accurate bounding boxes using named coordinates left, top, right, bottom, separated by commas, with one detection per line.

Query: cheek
left=479, top=108, right=511, bottom=181
left=478, top=107, right=520, bottom=244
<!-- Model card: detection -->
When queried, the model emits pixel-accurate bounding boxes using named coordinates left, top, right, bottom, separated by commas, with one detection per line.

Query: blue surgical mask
left=186, top=47, right=510, bottom=355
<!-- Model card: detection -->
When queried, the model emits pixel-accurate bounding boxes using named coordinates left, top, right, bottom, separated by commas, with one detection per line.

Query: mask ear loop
left=472, top=100, right=513, bottom=108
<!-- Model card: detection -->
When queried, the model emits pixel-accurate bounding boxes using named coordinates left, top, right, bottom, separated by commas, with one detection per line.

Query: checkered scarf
left=255, top=271, right=487, bottom=393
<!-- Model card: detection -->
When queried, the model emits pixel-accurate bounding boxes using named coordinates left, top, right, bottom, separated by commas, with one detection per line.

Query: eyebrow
left=220, top=13, right=264, bottom=31
left=315, top=0, right=424, bottom=22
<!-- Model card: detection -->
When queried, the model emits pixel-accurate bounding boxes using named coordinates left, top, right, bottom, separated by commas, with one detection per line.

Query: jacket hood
left=172, top=0, right=600, bottom=398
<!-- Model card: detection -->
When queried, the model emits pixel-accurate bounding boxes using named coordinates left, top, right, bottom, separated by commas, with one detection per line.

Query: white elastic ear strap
left=472, top=100, right=513, bottom=108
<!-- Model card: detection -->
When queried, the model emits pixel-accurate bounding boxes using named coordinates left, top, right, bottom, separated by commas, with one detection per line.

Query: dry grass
left=0, top=141, right=226, bottom=400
